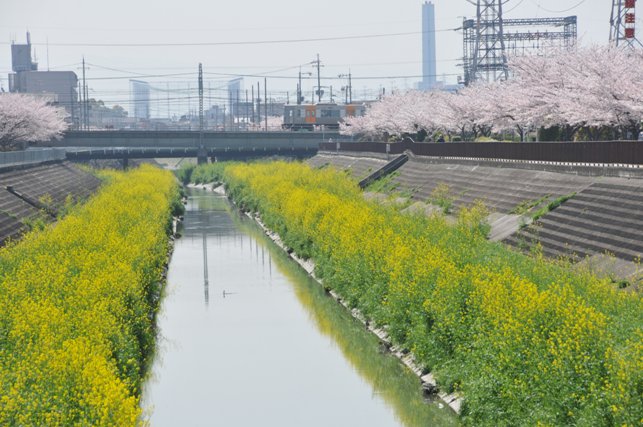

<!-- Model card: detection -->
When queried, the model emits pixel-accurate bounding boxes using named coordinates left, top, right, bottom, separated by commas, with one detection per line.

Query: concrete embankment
left=0, top=161, right=101, bottom=245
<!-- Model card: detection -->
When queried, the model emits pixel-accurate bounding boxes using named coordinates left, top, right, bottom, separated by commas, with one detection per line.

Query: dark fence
left=319, top=141, right=643, bottom=165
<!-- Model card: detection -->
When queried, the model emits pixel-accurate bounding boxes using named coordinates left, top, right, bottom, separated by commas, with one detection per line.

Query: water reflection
left=143, top=188, right=458, bottom=426
left=202, top=231, right=209, bottom=306
left=230, top=208, right=459, bottom=427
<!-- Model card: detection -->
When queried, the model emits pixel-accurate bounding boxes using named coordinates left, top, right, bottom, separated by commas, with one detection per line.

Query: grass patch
left=365, top=171, right=400, bottom=194
left=532, top=192, right=576, bottom=221
left=510, top=194, right=551, bottom=215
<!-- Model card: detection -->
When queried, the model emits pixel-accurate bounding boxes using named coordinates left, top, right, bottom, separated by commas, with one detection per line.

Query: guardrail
left=319, top=140, right=643, bottom=166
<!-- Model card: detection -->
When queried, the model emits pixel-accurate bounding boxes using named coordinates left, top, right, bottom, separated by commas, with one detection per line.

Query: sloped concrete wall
left=0, top=161, right=101, bottom=245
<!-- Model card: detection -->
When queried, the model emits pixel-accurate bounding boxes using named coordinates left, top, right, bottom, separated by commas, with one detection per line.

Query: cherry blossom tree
left=0, top=94, right=67, bottom=150
left=342, top=45, right=643, bottom=141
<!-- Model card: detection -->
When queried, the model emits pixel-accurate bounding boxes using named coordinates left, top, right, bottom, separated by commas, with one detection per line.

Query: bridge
left=45, top=130, right=342, bottom=163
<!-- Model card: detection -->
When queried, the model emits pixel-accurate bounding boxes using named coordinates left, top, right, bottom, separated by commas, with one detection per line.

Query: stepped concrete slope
left=505, top=182, right=643, bottom=264
left=0, top=162, right=102, bottom=244
left=391, top=156, right=596, bottom=213
left=307, top=152, right=389, bottom=181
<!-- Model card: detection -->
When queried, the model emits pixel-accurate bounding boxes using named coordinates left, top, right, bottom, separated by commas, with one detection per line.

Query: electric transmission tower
left=464, top=0, right=510, bottom=84
left=610, top=0, right=642, bottom=48
left=462, top=0, right=578, bottom=85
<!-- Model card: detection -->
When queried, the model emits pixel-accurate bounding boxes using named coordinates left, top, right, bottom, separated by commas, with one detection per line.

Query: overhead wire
left=0, top=27, right=460, bottom=48
left=529, top=0, right=588, bottom=14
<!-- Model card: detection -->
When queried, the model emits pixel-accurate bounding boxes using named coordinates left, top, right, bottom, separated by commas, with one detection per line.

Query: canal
left=143, top=188, right=458, bottom=426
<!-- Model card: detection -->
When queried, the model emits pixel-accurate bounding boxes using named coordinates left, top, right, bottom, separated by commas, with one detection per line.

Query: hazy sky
left=0, top=0, right=621, bottom=115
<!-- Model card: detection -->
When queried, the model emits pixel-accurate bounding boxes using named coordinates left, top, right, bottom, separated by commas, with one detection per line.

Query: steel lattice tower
left=463, top=1, right=578, bottom=85
left=464, top=0, right=509, bottom=84
left=610, top=0, right=642, bottom=48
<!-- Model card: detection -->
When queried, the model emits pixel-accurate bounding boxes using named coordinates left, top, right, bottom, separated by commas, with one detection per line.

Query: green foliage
left=430, top=182, right=454, bottom=214
left=188, top=162, right=232, bottom=184
left=175, top=163, right=195, bottom=185
left=365, top=171, right=400, bottom=194
left=532, top=192, right=576, bottom=221
left=510, top=194, right=551, bottom=215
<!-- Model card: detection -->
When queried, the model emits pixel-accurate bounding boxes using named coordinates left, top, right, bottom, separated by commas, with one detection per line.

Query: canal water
left=143, top=188, right=458, bottom=426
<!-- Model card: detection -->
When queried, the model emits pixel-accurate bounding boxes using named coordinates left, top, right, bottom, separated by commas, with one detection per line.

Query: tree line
left=341, top=46, right=643, bottom=142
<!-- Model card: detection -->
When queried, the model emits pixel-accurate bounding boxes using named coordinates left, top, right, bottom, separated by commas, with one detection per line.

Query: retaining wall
left=0, top=161, right=101, bottom=244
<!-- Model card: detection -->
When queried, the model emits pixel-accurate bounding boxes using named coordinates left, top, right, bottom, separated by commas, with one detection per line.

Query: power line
left=529, top=0, right=588, bottom=14
left=506, top=0, right=527, bottom=14
left=87, top=72, right=196, bottom=81
left=1, top=19, right=418, bottom=34
left=0, top=27, right=459, bottom=48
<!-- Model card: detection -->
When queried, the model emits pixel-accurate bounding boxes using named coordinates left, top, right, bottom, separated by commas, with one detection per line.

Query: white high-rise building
left=421, top=1, right=437, bottom=90
left=130, top=80, right=150, bottom=120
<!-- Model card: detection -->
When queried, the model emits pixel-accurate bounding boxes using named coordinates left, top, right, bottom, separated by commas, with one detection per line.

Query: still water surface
left=143, top=188, right=458, bottom=426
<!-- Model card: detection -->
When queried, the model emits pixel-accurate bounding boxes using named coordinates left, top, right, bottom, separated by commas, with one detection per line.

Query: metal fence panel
left=318, top=141, right=643, bottom=165
left=0, top=149, right=67, bottom=168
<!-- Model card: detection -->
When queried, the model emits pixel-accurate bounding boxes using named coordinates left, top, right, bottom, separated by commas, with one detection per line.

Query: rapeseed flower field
left=220, top=161, right=641, bottom=426
left=0, top=165, right=179, bottom=425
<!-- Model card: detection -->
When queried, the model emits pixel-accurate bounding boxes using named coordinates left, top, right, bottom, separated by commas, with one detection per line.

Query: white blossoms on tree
left=342, top=45, right=643, bottom=141
left=0, top=94, right=67, bottom=150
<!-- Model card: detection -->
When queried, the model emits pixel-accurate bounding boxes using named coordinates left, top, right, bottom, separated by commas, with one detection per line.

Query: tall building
left=11, top=33, right=37, bottom=72
left=228, top=78, right=243, bottom=118
left=421, top=1, right=437, bottom=90
left=130, top=80, right=150, bottom=120
left=8, top=32, right=78, bottom=116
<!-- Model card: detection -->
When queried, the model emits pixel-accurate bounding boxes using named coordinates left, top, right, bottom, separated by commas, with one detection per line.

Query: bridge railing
left=54, top=130, right=338, bottom=150
left=319, top=140, right=643, bottom=166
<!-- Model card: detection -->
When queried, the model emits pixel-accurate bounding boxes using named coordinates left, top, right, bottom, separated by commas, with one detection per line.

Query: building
left=421, top=1, right=437, bottom=90
left=227, top=78, right=243, bottom=118
left=11, top=34, right=37, bottom=72
left=8, top=33, right=78, bottom=118
left=130, top=80, right=150, bottom=120
left=10, top=71, right=78, bottom=109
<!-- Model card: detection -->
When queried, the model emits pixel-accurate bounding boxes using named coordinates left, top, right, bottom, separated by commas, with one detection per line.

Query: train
left=283, top=103, right=367, bottom=130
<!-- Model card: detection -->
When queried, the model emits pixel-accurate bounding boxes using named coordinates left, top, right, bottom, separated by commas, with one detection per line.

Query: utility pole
left=298, top=68, right=312, bottom=104
left=84, top=83, right=89, bottom=130
left=298, top=68, right=303, bottom=105
left=264, top=77, right=268, bottom=131
left=77, top=81, right=82, bottom=130
left=236, top=88, right=240, bottom=128
left=314, top=53, right=322, bottom=103
left=82, top=56, right=87, bottom=130
left=70, top=87, right=76, bottom=130
left=198, top=63, right=203, bottom=139
left=187, top=83, right=191, bottom=124
left=198, top=63, right=206, bottom=164
left=348, top=69, right=352, bottom=103
left=251, top=85, right=255, bottom=124
left=256, top=81, right=261, bottom=125
left=245, top=89, right=249, bottom=129
left=339, top=70, right=353, bottom=104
